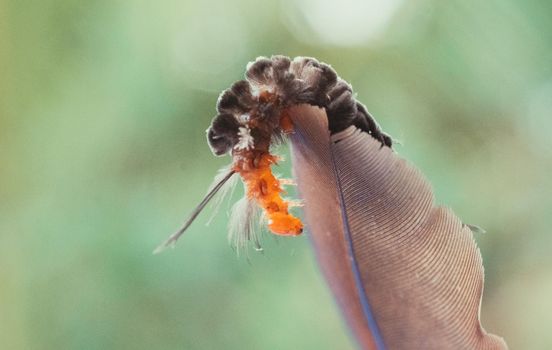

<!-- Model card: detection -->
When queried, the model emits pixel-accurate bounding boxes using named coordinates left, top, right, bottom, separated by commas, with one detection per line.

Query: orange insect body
left=278, top=110, right=294, bottom=133
left=230, top=107, right=303, bottom=236
left=233, top=152, right=303, bottom=236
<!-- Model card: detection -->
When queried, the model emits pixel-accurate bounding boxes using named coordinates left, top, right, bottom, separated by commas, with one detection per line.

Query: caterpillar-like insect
left=155, top=55, right=391, bottom=252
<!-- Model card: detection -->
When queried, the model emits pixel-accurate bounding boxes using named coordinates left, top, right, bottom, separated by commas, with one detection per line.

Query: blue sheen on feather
left=330, top=146, right=386, bottom=350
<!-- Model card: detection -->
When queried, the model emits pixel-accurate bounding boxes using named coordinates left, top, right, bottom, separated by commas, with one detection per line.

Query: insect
left=154, top=55, right=391, bottom=253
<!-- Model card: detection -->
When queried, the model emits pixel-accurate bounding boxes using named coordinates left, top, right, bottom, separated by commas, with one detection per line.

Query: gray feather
left=288, top=105, right=507, bottom=350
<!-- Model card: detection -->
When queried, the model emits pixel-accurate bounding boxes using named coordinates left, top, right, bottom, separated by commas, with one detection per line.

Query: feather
left=153, top=168, right=237, bottom=254
left=206, top=164, right=240, bottom=226
left=288, top=104, right=507, bottom=350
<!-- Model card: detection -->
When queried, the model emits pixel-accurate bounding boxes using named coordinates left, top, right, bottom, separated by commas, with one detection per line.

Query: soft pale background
left=1, top=0, right=551, bottom=349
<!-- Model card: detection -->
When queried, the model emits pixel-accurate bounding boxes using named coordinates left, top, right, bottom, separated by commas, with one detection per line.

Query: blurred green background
left=1, top=0, right=551, bottom=349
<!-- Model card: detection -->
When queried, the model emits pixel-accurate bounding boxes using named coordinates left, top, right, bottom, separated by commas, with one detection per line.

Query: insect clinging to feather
left=154, top=55, right=507, bottom=350
left=155, top=55, right=391, bottom=253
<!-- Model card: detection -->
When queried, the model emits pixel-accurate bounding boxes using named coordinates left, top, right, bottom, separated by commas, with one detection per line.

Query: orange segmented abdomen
left=234, top=153, right=303, bottom=236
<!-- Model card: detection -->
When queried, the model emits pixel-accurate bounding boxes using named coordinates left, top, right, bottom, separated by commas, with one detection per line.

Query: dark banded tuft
left=208, top=56, right=392, bottom=156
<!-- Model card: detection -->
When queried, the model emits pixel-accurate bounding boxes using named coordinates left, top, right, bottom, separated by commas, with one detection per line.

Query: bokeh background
left=1, top=0, right=551, bottom=349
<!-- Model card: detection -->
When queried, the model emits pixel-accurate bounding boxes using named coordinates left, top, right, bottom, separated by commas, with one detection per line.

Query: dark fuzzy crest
left=207, top=113, right=240, bottom=156
left=206, top=56, right=393, bottom=156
